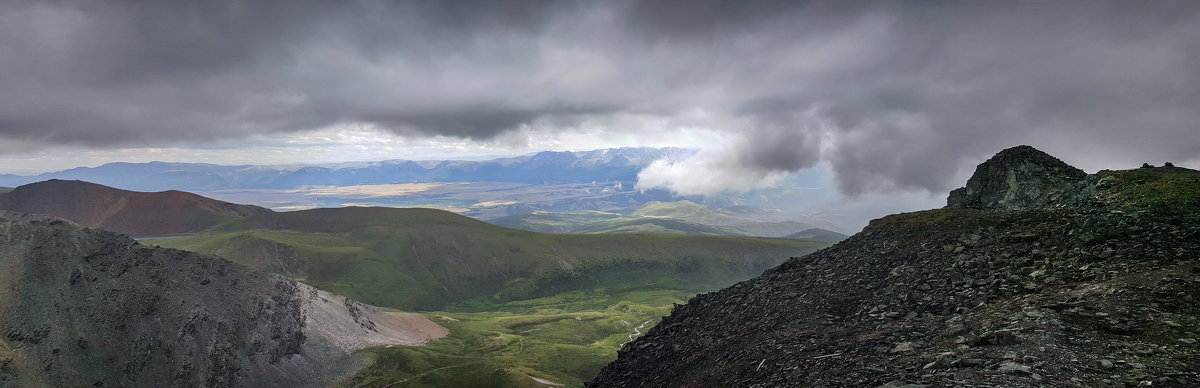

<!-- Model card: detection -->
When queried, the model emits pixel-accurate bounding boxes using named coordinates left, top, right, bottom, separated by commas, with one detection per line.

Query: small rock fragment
left=997, top=361, right=1033, bottom=375
left=890, top=342, right=916, bottom=353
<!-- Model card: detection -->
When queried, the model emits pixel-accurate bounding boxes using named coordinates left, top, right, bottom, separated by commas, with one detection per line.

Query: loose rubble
left=590, top=146, right=1200, bottom=387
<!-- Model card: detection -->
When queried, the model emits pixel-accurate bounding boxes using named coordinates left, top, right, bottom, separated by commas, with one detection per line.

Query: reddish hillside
left=0, top=180, right=271, bottom=236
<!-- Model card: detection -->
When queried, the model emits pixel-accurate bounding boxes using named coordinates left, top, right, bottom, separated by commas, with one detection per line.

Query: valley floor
left=339, top=288, right=686, bottom=387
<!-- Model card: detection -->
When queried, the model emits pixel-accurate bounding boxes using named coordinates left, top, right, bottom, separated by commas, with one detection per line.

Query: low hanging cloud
left=0, top=1, right=1197, bottom=195
left=636, top=148, right=787, bottom=197
left=637, top=118, right=824, bottom=195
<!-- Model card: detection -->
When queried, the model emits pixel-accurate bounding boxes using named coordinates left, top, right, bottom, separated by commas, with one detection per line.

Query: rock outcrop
left=590, top=146, right=1200, bottom=387
left=0, top=218, right=444, bottom=387
left=947, top=145, right=1089, bottom=210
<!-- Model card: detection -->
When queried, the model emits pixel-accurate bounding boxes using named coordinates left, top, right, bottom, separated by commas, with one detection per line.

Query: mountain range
left=0, top=147, right=851, bottom=234
left=0, top=178, right=832, bottom=386
left=0, top=148, right=692, bottom=192
left=5, top=145, right=1188, bottom=386
left=0, top=179, right=826, bottom=312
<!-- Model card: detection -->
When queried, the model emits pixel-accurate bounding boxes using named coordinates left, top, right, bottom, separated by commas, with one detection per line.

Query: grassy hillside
left=1097, top=166, right=1200, bottom=213
left=154, top=207, right=828, bottom=311
left=491, top=200, right=827, bottom=238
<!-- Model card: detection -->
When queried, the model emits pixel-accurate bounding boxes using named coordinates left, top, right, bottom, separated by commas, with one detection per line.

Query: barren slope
left=0, top=180, right=271, bottom=237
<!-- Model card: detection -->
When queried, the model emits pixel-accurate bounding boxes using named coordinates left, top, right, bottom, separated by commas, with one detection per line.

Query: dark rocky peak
left=946, top=145, right=1088, bottom=210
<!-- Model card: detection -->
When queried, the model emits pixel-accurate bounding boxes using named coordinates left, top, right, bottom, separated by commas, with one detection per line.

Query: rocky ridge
left=590, top=146, right=1200, bottom=387
left=0, top=216, right=444, bottom=387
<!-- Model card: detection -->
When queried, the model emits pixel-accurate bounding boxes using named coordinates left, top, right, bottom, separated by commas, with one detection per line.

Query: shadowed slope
left=0, top=218, right=445, bottom=387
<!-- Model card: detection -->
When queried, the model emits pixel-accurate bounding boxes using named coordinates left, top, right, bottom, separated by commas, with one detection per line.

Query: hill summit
left=0, top=179, right=271, bottom=237
left=947, top=145, right=1089, bottom=210
left=590, top=146, right=1200, bottom=387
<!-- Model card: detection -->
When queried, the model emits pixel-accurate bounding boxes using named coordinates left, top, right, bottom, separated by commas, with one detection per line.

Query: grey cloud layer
left=1, top=0, right=1198, bottom=194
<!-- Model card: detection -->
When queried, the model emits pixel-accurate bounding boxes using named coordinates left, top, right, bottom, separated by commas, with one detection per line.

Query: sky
left=1, top=0, right=1198, bottom=196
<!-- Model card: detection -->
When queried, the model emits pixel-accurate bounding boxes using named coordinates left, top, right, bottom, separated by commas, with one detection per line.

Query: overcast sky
left=1, top=0, right=1198, bottom=196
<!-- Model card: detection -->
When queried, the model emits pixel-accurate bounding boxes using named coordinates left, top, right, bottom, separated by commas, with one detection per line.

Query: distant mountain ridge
left=0, top=147, right=693, bottom=192
left=0, top=178, right=830, bottom=311
left=0, top=179, right=833, bottom=386
left=0, top=180, right=271, bottom=237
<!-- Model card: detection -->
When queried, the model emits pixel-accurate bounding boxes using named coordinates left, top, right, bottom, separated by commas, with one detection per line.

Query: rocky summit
left=590, top=146, right=1200, bottom=387
left=947, top=145, right=1090, bottom=210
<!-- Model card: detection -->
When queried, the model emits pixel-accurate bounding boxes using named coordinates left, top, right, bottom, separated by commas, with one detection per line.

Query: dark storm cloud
left=1, top=0, right=1198, bottom=194
left=0, top=0, right=570, bottom=145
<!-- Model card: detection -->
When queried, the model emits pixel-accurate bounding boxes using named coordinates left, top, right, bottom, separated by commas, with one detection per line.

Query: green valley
left=341, top=288, right=686, bottom=387
left=146, top=206, right=831, bottom=386
left=153, top=207, right=826, bottom=311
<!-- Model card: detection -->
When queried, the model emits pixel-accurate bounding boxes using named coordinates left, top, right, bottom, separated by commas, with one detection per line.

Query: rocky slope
left=0, top=216, right=444, bottom=387
left=0, top=179, right=271, bottom=237
left=590, top=146, right=1200, bottom=387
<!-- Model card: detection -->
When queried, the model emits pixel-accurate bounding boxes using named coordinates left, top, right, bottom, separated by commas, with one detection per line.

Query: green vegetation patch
left=339, top=288, right=686, bottom=388
left=1098, top=167, right=1200, bottom=214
